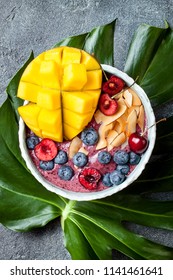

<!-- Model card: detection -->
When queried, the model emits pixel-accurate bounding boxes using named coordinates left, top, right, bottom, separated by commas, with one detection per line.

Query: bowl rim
left=18, top=65, right=156, bottom=201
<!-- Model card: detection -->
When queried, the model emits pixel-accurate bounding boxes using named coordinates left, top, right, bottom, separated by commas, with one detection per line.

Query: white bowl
left=18, top=65, right=156, bottom=201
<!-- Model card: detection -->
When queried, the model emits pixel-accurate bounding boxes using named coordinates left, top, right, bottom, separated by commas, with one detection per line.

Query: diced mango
left=63, top=123, right=82, bottom=140
left=18, top=103, right=41, bottom=127
left=40, top=61, right=60, bottom=89
left=37, top=89, right=61, bottom=110
left=81, top=50, right=100, bottom=70
left=62, top=47, right=81, bottom=64
left=38, top=108, right=62, bottom=133
left=63, top=108, right=93, bottom=130
left=62, top=91, right=95, bottom=114
left=18, top=46, right=102, bottom=141
left=62, top=63, right=87, bottom=90
left=85, top=90, right=101, bottom=108
left=17, top=81, right=40, bottom=103
left=44, top=47, right=63, bottom=64
left=83, top=69, right=102, bottom=90
left=42, top=127, right=63, bottom=142
left=27, top=125, right=43, bottom=138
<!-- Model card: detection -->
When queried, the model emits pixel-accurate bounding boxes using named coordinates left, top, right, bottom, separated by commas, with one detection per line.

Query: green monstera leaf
left=0, top=19, right=173, bottom=259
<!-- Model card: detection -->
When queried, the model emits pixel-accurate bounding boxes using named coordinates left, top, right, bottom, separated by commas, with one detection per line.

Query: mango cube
left=83, top=69, right=102, bottom=90
left=18, top=103, right=41, bottom=127
left=17, top=81, right=40, bottom=103
left=62, top=63, right=87, bottom=90
left=62, top=47, right=81, bottom=64
left=40, top=61, right=60, bottom=89
left=37, top=89, right=61, bottom=110
left=81, top=50, right=100, bottom=70
left=38, top=108, right=62, bottom=133
left=62, top=91, right=95, bottom=114
left=17, top=46, right=102, bottom=141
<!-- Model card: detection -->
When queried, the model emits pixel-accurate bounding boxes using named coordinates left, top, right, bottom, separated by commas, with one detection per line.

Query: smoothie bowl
left=18, top=46, right=156, bottom=201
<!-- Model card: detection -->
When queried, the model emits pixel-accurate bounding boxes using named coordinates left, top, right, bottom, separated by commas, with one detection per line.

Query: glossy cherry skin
left=128, top=132, right=148, bottom=154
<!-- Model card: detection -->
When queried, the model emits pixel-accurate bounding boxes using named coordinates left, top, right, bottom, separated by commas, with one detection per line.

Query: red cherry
left=102, top=75, right=125, bottom=96
left=99, top=93, right=118, bottom=116
left=34, top=138, right=58, bottom=161
left=128, top=132, right=148, bottom=154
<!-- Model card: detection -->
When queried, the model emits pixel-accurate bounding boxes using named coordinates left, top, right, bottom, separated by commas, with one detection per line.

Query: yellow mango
left=83, top=69, right=102, bottom=90
left=85, top=90, right=101, bottom=108
left=44, top=47, right=63, bottom=64
left=18, top=103, right=41, bottom=127
left=63, top=123, right=82, bottom=140
left=62, top=63, right=87, bottom=90
left=63, top=108, right=93, bottom=130
left=40, top=61, right=60, bottom=89
left=26, top=125, right=43, bottom=138
left=18, top=46, right=102, bottom=141
left=62, top=47, right=81, bottom=64
left=38, top=108, right=62, bottom=133
left=17, top=81, right=40, bottom=103
left=37, top=88, right=61, bottom=110
left=62, top=91, right=95, bottom=114
left=81, top=50, right=100, bottom=70
left=21, top=53, right=44, bottom=85
left=42, top=128, right=63, bottom=142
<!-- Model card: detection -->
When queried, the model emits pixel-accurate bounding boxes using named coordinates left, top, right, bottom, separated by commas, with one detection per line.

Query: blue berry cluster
left=102, top=150, right=141, bottom=187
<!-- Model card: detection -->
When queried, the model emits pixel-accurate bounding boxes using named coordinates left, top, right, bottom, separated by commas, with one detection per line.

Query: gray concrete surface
left=0, top=0, right=173, bottom=260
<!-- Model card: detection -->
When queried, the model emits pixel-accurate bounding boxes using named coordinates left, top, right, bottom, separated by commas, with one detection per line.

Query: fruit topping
left=113, top=150, right=129, bottom=165
left=78, top=168, right=101, bottom=190
left=17, top=46, right=102, bottom=141
left=73, top=152, right=88, bottom=167
left=116, top=164, right=130, bottom=175
left=26, top=136, right=40, bottom=149
left=128, top=132, right=148, bottom=154
left=54, top=150, right=68, bottom=165
left=39, top=160, right=54, bottom=171
left=109, top=170, right=125, bottom=185
left=34, top=138, right=58, bottom=161
left=102, top=173, right=113, bottom=187
left=102, top=75, right=125, bottom=96
left=98, top=93, right=118, bottom=116
left=81, top=127, right=99, bottom=146
left=58, top=165, right=74, bottom=181
left=129, top=151, right=141, bottom=165
left=98, top=151, right=111, bottom=164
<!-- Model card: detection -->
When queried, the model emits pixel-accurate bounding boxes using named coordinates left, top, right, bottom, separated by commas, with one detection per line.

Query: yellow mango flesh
left=17, top=46, right=102, bottom=141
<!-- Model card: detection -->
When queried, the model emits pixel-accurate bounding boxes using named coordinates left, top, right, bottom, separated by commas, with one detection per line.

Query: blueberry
left=73, top=152, right=88, bottom=167
left=58, top=165, right=74, bottom=181
left=54, top=150, right=68, bottom=165
left=116, top=164, right=130, bottom=175
left=98, top=151, right=111, bottom=164
left=39, top=160, right=54, bottom=171
left=110, top=170, right=125, bottom=185
left=129, top=151, right=141, bottom=165
left=113, top=150, right=129, bottom=165
left=102, top=173, right=113, bottom=187
left=81, top=127, right=99, bottom=146
left=26, top=136, right=39, bottom=149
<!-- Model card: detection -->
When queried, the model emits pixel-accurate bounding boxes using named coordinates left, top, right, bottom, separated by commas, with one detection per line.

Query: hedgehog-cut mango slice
left=17, top=46, right=102, bottom=141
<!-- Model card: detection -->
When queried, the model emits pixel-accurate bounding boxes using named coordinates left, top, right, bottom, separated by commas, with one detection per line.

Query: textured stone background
left=0, top=0, right=173, bottom=260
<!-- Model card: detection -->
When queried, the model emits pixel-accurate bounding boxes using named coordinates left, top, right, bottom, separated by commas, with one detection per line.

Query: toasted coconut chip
left=123, top=90, right=133, bottom=108
left=78, top=146, right=89, bottom=155
left=68, top=136, right=82, bottom=158
left=94, top=103, right=127, bottom=126
left=126, top=109, right=137, bottom=137
left=107, top=130, right=119, bottom=145
left=96, top=123, right=114, bottom=150
left=127, top=88, right=142, bottom=106
left=108, top=132, right=126, bottom=151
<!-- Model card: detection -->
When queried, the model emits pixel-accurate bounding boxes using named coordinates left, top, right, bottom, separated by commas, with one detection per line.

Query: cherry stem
left=141, top=118, right=167, bottom=136
left=111, top=75, right=139, bottom=100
